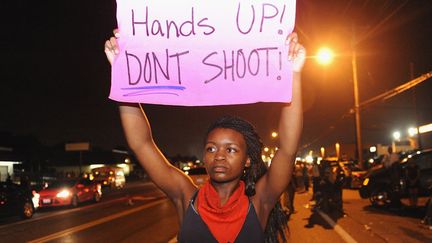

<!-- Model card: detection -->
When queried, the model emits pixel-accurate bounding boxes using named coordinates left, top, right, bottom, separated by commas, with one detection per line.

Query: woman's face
left=204, top=128, right=250, bottom=183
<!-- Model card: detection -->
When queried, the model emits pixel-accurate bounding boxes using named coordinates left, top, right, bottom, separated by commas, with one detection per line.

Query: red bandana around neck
left=197, top=180, right=249, bottom=243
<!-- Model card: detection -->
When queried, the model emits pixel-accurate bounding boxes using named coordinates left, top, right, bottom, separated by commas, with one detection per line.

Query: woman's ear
left=245, top=158, right=251, bottom=168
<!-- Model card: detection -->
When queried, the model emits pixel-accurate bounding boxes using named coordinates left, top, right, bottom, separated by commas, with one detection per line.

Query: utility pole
left=351, top=27, right=364, bottom=169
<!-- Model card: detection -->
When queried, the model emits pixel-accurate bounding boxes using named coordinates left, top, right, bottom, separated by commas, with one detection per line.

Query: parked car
left=359, top=148, right=432, bottom=206
left=338, top=161, right=367, bottom=188
left=0, top=182, right=36, bottom=219
left=349, top=166, right=367, bottom=189
left=38, top=178, right=102, bottom=208
left=184, top=167, right=208, bottom=187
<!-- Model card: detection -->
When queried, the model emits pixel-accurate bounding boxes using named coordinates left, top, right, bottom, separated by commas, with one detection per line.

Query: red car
left=38, top=178, right=101, bottom=208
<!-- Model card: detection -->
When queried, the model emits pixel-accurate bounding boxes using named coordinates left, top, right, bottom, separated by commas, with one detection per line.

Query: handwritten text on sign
left=110, top=0, right=296, bottom=106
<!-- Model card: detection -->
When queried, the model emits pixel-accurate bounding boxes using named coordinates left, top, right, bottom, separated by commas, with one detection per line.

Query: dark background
left=1, top=0, right=432, bottom=158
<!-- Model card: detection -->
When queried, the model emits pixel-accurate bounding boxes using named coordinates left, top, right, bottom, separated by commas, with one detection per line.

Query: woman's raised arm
left=119, top=104, right=196, bottom=198
left=105, top=30, right=196, bottom=204
left=255, top=32, right=305, bottom=204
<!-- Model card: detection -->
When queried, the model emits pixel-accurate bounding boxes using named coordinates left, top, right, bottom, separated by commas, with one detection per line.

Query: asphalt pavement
left=288, top=188, right=432, bottom=243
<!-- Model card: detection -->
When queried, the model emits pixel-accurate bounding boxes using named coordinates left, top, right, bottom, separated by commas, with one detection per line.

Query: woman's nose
left=214, top=150, right=226, bottom=161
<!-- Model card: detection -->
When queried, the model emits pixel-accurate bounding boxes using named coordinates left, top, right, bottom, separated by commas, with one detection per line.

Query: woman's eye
left=206, top=146, right=216, bottom=152
left=227, top=147, right=237, bottom=153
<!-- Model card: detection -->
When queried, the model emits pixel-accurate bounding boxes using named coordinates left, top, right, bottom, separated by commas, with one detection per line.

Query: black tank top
left=177, top=192, right=265, bottom=243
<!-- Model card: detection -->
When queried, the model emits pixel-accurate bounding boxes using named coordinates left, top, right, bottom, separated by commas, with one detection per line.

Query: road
left=289, top=189, right=431, bottom=243
left=0, top=182, right=180, bottom=243
left=0, top=181, right=430, bottom=243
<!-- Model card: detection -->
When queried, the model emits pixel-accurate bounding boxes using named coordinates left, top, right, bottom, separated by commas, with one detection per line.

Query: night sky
left=2, top=0, right=432, bottom=158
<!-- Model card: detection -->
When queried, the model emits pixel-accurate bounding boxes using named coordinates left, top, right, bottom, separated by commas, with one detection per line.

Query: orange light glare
left=316, top=47, right=334, bottom=65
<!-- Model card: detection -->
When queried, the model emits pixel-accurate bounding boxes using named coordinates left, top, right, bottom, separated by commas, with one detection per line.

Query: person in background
left=302, top=162, right=310, bottom=192
left=310, top=159, right=320, bottom=201
left=281, top=170, right=297, bottom=218
left=382, top=147, right=399, bottom=169
left=105, top=29, right=305, bottom=243
left=294, top=162, right=305, bottom=192
left=6, top=174, right=12, bottom=184
left=382, top=147, right=402, bottom=208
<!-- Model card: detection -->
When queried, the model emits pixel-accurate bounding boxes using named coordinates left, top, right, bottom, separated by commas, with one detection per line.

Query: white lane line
left=27, top=198, right=168, bottom=243
left=0, top=196, right=162, bottom=230
left=316, top=209, right=358, bottom=243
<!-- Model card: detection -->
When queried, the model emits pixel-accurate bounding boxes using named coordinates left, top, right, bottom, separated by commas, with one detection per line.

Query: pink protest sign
left=110, top=0, right=296, bottom=106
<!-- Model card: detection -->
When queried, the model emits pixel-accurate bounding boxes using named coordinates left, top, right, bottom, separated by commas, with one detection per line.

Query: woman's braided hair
left=206, top=116, right=288, bottom=243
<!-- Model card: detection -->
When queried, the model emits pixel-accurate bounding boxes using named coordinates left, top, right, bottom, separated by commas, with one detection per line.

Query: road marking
left=27, top=198, right=168, bottom=243
left=0, top=195, right=162, bottom=230
left=316, top=209, right=358, bottom=243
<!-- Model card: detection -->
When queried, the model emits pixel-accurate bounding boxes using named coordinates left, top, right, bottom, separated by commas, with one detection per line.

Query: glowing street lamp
left=393, top=131, right=401, bottom=141
left=320, top=147, right=325, bottom=157
left=316, top=47, right=334, bottom=65
left=408, top=127, right=418, bottom=137
left=316, top=45, right=364, bottom=168
left=271, top=132, right=278, bottom=138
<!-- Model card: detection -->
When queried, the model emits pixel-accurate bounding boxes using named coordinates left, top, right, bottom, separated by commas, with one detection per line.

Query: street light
left=407, top=127, right=418, bottom=137
left=316, top=45, right=364, bottom=168
left=393, top=131, right=401, bottom=141
left=316, top=47, right=334, bottom=65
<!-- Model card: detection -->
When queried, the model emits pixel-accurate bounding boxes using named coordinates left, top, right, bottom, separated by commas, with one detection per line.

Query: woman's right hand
left=104, top=29, right=120, bottom=65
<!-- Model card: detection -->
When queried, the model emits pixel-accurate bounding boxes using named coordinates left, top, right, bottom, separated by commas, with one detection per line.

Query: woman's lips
left=212, top=166, right=227, bottom=173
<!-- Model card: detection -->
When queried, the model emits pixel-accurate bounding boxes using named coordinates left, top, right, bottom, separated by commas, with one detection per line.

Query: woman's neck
left=210, top=179, right=241, bottom=206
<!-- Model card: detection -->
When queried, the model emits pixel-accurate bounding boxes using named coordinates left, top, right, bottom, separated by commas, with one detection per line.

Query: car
left=184, top=167, right=208, bottom=187
left=349, top=166, right=367, bottom=189
left=359, top=148, right=432, bottom=206
left=91, top=167, right=126, bottom=189
left=38, top=178, right=102, bottom=208
left=0, top=182, right=36, bottom=219
left=338, top=161, right=367, bottom=188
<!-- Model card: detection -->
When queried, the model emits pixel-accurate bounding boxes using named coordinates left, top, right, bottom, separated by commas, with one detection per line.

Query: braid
left=206, top=116, right=289, bottom=243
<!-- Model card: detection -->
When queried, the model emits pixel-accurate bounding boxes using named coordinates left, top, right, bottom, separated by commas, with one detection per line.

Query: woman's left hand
left=286, top=32, right=306, bottom=73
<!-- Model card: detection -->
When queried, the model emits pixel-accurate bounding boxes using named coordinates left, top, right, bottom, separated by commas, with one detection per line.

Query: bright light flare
left=305, top=155, right=314, bottom=163
left=32, top=191, right=40, bottom=209
left=408, top=127, right=418, bottom=137
left=316, top=47, right=334, bottom=65
left=56, top=190, right=71, bottom=198
left=419, top=123, right=432, bottom=134
left=392, top=131, right=401, bottom=141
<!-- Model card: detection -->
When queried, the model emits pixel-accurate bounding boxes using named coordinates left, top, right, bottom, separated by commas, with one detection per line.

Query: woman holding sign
left=105, top=30, right=305, bottom=243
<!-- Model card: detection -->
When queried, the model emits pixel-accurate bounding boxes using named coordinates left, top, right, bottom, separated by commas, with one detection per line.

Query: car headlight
left=362, top=178, right=369, bottom=186
left=32, top=191, right=40, bottom=209
left=56, top=190, right=71, bottom=198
